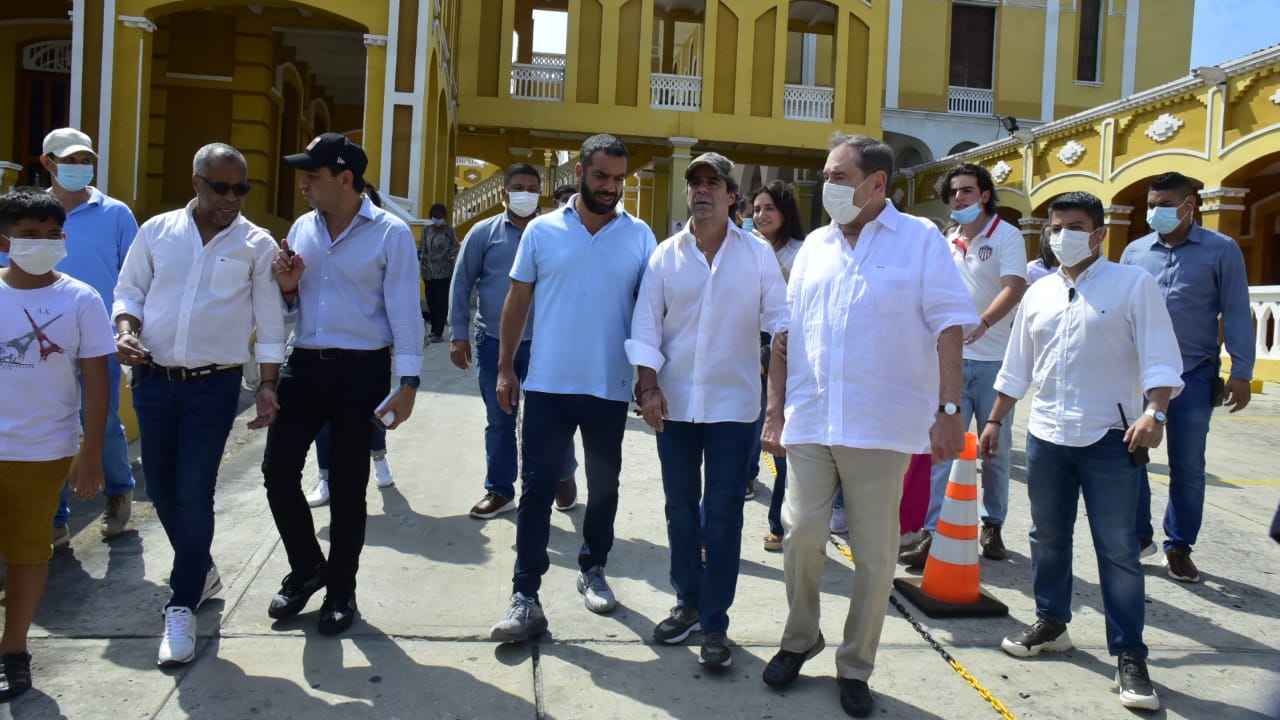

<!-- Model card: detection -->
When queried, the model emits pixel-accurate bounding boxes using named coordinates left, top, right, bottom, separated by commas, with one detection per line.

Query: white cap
left=43, top=128, right=97, bottom=159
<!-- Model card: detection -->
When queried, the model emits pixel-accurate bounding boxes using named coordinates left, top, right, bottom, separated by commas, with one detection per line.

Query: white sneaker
left=306, top=478, right=330, bottom=507
left=576, top=566, right=617, bottom=613
left=374, top=456, right=394, bottom=488
left=158, top=606, right=196, bottom=666
left=198, top=563, right=223, bottom=609
left=899, top=529, right=925, bottom=549
left=829, top=506, right=848, bottom=535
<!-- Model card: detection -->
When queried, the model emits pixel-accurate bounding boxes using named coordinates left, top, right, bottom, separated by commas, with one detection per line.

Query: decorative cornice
left=1056, top=140, right=1087, bottom=166
left=118, top=15, right=156, bottom=32
left=363, top=33, right=387, bottom=47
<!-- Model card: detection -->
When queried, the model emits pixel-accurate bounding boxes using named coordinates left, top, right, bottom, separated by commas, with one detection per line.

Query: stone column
left=650, top=157, right=671, bottom=237
left=1101, top=204, right=1134, bottom=261
left=637, top=169, right=655, bottom=228
left=101, top=15, right=156, bottom=207
left=1019, top=216, right=1047, bottom=265
left=667, top=137, right=697, bottom=234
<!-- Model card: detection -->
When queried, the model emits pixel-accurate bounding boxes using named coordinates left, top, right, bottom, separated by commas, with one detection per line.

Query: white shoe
left=374, top=456, right=394, bottom=488
left=576, top=566, right=617, bottom=613
left=198, top=563, right=223, bottom=609
left=829, top=506, right=848, bottom=535
left=306, top=478, right=330, bottom=507
left=158, top=606, right=196, bottom=666
left=899, top=529, right=925, bottom=549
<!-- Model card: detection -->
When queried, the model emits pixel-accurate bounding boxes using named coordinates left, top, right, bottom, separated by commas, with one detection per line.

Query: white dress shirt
left=947, top=215, right=1027, bottom=361
left=995, top=259, right=1184, bottom=448
left=113, top=201, right=286, bottom=368
left=626, top=223, right=789, bottom=423
left=781, top=203, right=978, bottom=454
left=287, top=196, right=424, bottom=377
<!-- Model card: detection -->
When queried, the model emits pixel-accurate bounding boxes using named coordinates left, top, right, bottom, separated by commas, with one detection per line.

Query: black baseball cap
left=284, top=133, right=368, bottom=178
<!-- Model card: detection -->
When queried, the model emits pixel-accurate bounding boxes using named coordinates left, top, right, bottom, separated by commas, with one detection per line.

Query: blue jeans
left=656, top=420, right=753, bottom=634
left=476, top=333, right=576, bottom=499
left=132, top=367, right=242, bottom=609
left=1025, top=430, right=1147, bottom=657
left=926, top=359, right=1012, bottom=530
left=315, top=422, right=386, bottom=470
left=512, top=391, right=626, bottom=598
left=1137, top=361, right=1214, bottom=553
left=54, top=355, right=135, bottom=527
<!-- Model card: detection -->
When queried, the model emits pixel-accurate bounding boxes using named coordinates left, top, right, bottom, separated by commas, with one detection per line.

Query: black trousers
left=426, top=278, right=451, bottom=337
left=262, top=347, right=391, bottom=598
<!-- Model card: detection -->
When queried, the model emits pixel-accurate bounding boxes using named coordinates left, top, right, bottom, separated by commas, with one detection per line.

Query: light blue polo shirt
left=511, top=199, right=656, bottom=402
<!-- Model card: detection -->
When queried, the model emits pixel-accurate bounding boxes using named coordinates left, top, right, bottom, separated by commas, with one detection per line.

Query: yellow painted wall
left=993, top=4, right=1044, bottom=120
left=896, top=0, right=948, bottom=112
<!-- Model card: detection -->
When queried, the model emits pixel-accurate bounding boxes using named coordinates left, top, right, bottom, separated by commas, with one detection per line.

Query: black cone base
left=893, top=577, right=1009, bottom=618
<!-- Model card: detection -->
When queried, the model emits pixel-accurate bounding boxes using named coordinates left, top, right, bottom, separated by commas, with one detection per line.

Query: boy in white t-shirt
left=0, top=187, right=115, bottom=701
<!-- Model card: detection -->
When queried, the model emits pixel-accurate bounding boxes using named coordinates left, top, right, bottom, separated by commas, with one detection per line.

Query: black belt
left=293, top=347, right=389, bottom=361
left=149, top=362, right=241, bottom=382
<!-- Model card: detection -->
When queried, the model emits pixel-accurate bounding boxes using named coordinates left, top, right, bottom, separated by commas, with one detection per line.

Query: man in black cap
left=262, top=133, right=424, bottom=635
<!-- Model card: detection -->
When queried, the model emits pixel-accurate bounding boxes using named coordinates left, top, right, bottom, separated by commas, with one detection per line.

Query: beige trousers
left=780, top=443, right=909, bottom=682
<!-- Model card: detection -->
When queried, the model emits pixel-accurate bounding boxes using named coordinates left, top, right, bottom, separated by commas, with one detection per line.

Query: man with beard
left=113, top=143, right=286, bottom=666
left=490, top=134, right=656, bottom=642
left=262, top=133, right=423, bottom=636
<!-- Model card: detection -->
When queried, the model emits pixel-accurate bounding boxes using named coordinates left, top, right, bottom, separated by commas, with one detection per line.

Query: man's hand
left=377, top=386, right=418, bottom=430
left=978, top=421, right=1000, bottom=461
left=761, top=413, right=786, bottom=457
left=247, top=385, right=281, bottom=429
left=496, top=367, right=521, bottom=414
left=929, top=413, right=965, bottom=464
left=1124, top=415, right=1165, bottom=451
left=450, top=340, right=473, bottom=370
left=115, top=334, right=149, bottom=366
left=964, top=321, right=988, bottom=346
left=1224, top=377, right=1252, bottom=413
left=637, top=386, right=668, bottom=432
left=273, top=239, right=305, bottom=292
left=68, top=456, right=105, bottom=501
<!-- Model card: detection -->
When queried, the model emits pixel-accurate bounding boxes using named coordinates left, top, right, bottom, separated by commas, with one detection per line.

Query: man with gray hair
left=759, top=133, right=976, bottom=716
left=113, top=142, right=286, bottom=667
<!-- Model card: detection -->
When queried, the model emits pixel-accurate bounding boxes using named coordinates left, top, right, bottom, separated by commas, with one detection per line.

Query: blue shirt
left=287, top=196, right=425, bottom=377
left=448, top=211, right=533, bottom=343
left=0, top=188, right=137, bottom=309
left=1120, top=224, right=1254, bottom=379
left=511, top=201, right=656, bottom=402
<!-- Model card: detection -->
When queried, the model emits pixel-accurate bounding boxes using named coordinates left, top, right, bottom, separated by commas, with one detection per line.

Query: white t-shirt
left=0, top=274, right=116, bottom=461
left=947, top=215, right=1027, bottom=362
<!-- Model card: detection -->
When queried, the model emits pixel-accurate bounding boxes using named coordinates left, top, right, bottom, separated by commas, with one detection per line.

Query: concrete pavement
left=3, top=346, right=1279, bottom=719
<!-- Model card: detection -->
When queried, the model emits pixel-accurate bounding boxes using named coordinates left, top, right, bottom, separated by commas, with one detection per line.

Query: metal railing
left=651, top=73, right=702, bottom=111
left=783, top=84, right=835, bottom=122
left=511, top=63, right=565, bottom=101
left=530, top=52, right=565, bottom=67
left=948, top=85, right=994, bottom=116
left=1248, top=286, right=1280, bottom=361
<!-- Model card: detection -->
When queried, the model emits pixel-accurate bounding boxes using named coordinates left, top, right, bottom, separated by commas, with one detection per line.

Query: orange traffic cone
left=893, top=432, right=1008, bottom=618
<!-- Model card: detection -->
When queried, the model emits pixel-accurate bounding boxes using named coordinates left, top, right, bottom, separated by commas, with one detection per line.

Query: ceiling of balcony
left=651, top=1, right=836, bottom=25
left=276, top=28, right=367, bottom=106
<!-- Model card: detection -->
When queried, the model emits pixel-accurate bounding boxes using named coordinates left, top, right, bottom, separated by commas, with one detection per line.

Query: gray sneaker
left=576, top=566, right=617, bottom=613
left=491, top=593, right=548, bottom=643
left=653, top=606, right=700, bottom=645
left=100, top=490, right=133, bottom=537
left=699, top=632, right=732, bottom=670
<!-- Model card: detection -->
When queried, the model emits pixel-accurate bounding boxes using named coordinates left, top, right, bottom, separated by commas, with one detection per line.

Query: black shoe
left=1001, top=618, right=1072, bottom=658
left=318, top=593, right=358, bottom=635
left=268, top=561, right=326, bottom=620
left=698, top=632, right=732, bottom=670
left=980, top=523, right=1007, bottom=560
left=837, top=677, right=875, bottom=718
left=1115, top=651, right=1160, bottom=710
left=653, top=606, right=700, bottom=645
left=762, top=633, right=825, bottom=688
left=0, top=651, right=33, bottom=702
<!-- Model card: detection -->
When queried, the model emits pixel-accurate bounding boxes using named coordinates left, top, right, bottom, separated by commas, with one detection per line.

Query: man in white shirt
left=263, top=134, right=423, bottom=637
left=627, top=152, right=788, bottom=670
left=759, top=134, right=976, bottom=717
left=904, top=164, right=1026, bottom=568
left=113, top=143, right=286, bottom=667
left=980, top=191, right=1182, bottom=712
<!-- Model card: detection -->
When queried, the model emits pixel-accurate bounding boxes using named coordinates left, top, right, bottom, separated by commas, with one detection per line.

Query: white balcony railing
left=530, top=52, right=565, bottom=67
left=651, top=73, right=702, bottom=111
left=1248, top=286, right=1280, bottom=361
left=783, top=84, right=835, bottom=122
left=948, top=85, right=994, bottom=116
left=511, top=63, right=565, bottom=101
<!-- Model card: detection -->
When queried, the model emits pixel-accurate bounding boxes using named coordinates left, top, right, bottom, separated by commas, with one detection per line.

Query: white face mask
left=1049, top=228, right=1096, bottom=267
left=430, top=217, right=445, bottom=227
left=5, top=236, right=67, bottom=275
left=506, top=191, right=540, bottom=218
left=1146, top=203, right=1187, bottom=235
left=822, top=175, right=874, bottom=225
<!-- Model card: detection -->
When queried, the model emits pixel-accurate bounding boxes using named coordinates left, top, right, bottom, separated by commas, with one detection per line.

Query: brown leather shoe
left=898, top=530, right=932, bottom=569
left=469, top=492, right=516, bottom=519
left=1164, top=547, right=1200, bottom=583
left=980, top=523, right=1007, bottom=560
left=555, top=475, right=578, bottom=511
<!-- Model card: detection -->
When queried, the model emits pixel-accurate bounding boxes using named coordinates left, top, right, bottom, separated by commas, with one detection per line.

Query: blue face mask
left=950, top=203, right=982, bottom=225
left=1146, top=204, right=1185, bottom=235
left=55, top=163, right=94, bottom=192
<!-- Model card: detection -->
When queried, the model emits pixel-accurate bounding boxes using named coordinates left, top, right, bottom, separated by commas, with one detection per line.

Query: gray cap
left=685, top=152, right=733, bottom=181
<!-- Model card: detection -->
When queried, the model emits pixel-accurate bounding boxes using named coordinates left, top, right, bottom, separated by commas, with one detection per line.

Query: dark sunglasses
left=197, top=175, right=251, bottom=197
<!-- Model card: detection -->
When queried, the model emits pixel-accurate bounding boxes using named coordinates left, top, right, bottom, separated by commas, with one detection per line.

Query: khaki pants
left=781, top=443, right=908, bottom=681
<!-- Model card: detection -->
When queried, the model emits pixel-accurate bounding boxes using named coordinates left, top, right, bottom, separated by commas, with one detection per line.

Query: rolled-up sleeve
left=921, top=226, right=980, bottom=337
left=1132, top=273, right=1185, bottom=398
left=385, top=224, right=426, bottom=376
left=248, top=232, right=286, bottom=363
left=624, top=251, right=667, bottom=372
left=112, top=224, right=153, bottom=322
left=994, top=302, right=1033, bottom=400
